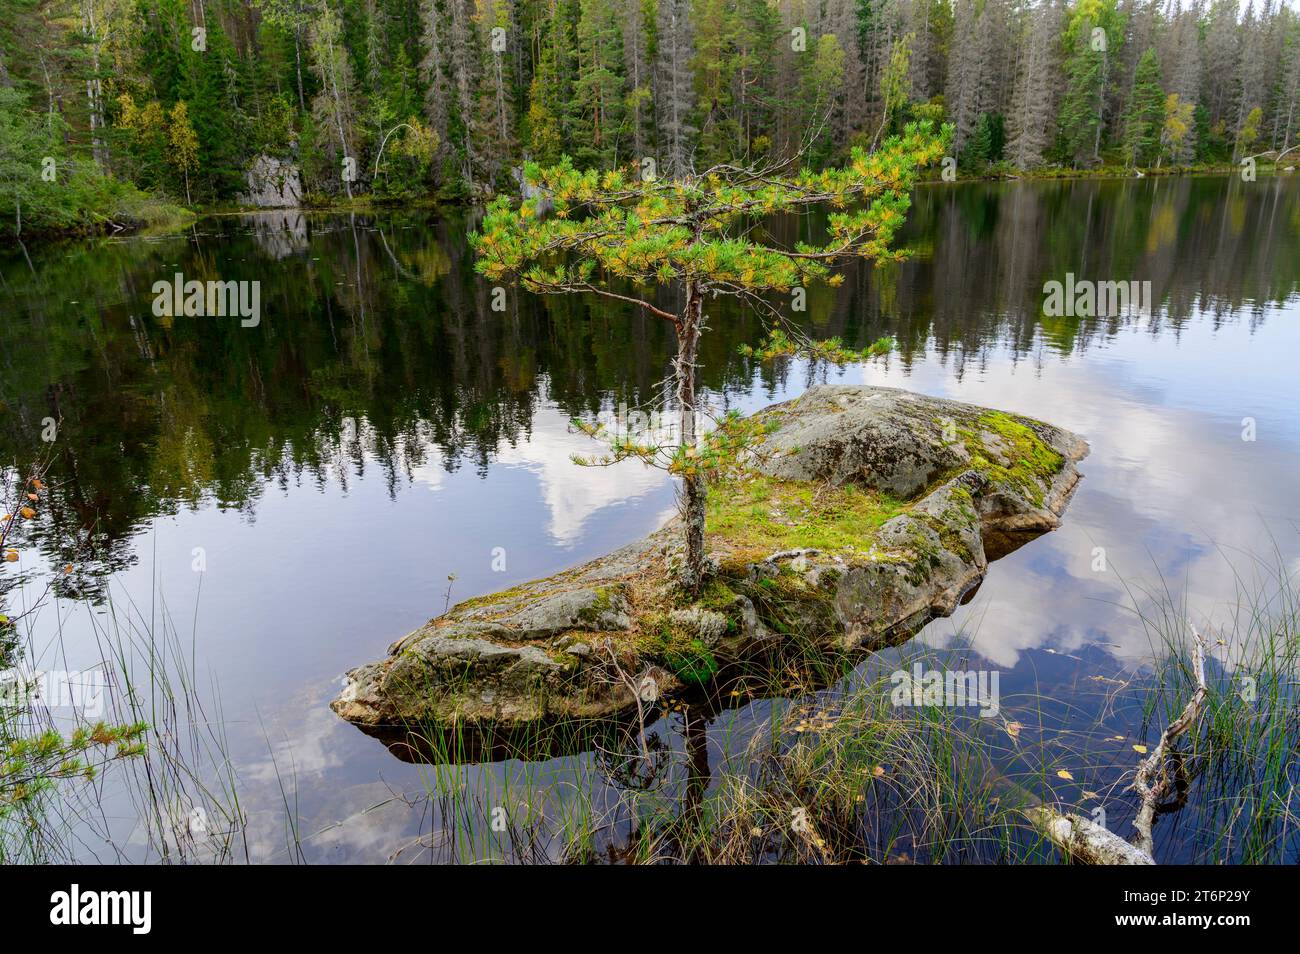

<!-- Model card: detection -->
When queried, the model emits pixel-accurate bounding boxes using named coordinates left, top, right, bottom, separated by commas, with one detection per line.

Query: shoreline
left=6, top=163, right=1293, bottom=248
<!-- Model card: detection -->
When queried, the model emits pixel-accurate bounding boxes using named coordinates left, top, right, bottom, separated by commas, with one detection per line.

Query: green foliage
left=1056, top=0, right=1126, bottom=167
left=1237, top=106, right=1264, bottom=156
left=0, top=87, right=189, bottom=237
left=739, top=328, right=893, bottom=364
left=1160, top=93, right=1195, bottom=166
left=473, top=122, right=949, bottom=299
left=961, top=113, right=1005, bottom=170
left=1, top=0, right=1290, bottom=233
left=1122, top=49, right=1165, bottom=167
left=372, top=118, right=439, bottom=199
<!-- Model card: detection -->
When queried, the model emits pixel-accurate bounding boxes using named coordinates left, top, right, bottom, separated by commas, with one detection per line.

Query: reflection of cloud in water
left=862, top=306, right=1300, bottom=670
left=409, top=453, right=445, bottom=493
left=496, top=405, right=668, bottom=545
left=240, top=692, right=349, bottom=787
left=234, top=687, right=420, bottom=862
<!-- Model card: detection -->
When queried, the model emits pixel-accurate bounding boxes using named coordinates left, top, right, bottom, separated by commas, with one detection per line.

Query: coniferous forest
left=2, top=0, right=1299, bottom=234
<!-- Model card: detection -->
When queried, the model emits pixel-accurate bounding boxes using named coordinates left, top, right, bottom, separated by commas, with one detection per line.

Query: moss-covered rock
left=332, top=385, right=1087, bottom=731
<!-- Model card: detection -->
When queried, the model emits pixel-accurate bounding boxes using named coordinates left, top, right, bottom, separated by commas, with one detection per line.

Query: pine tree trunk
left=676, top=280, right=706, bottom=593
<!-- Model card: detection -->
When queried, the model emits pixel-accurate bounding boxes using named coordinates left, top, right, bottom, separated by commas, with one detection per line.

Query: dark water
left=2, top=174, right=1298, bottom=862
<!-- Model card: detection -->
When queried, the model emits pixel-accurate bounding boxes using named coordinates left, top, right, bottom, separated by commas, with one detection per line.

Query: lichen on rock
left=332, top=384, right=1088, bottom=733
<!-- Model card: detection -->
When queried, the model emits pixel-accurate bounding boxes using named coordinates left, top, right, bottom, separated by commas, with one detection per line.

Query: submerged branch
left=1028, top=624, right=1208, bottom=864
left=1131, top=624, right=1208, bottom=857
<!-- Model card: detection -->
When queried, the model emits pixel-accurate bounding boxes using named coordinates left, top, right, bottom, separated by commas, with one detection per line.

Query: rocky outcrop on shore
left=332, top=385, right=1088, bottom=732
left=238, top=155, right=303, bottom=208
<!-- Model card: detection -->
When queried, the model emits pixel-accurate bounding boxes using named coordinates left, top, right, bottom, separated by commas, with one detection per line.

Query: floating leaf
left=1056, top=769, right=1075, bottom=781
left=1004, top=721, right=1023, bottom=740
left=4, top=550, right=18, bottom=562
left=1132, top=744, right=1148, bottom=754
left=20, top=507, right=36, bottom=519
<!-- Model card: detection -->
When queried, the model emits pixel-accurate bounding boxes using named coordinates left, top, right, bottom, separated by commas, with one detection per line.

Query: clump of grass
left=1127, top=549, right=1300, bottom=864
left=647, top=679, right=1031, bottom=864
left=380, top=642, right=1046, bottom=864
left=1, top=461, right=248, bottom=863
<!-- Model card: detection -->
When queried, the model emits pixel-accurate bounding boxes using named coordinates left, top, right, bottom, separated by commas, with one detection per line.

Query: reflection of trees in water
left=893, top=176, right=1300, bottom=363
left=1, top=178, right=1297, bottom=583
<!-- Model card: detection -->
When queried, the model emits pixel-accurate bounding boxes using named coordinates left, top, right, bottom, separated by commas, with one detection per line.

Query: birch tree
left=309, top=3, right=361, bottom=197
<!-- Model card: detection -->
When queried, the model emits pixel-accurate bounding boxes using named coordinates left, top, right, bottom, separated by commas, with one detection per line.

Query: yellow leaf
left=4, top=550, right=17, bottom=562
left=1004, top=721, right=1023, bottom=739
left=1132, top=744, right=1148, bottom=754
left=1057, top=770, right=1074, bottom=781
left=873, top=765, right=886, bottom=777
left=20, top=507, right=36, bottom=519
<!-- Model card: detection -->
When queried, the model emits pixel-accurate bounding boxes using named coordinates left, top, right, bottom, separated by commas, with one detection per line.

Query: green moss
left=706, top=475, right=905, bottom=561
left=692, top=578, right=740, bottom=610
left=638, top=612, right=720, bottom=684
left=731, top=567, right=839, bottom=641
left=452, top=581, right=553, bottom=614
left=575, top=585, right=620, bottom=624
left=664, top=640, right=720, bottom=684
left=917, top=515, right=974, bottom=564
left=958, top=411, right=1064, bottom=505
left=900, top=526, right=945, bottom=586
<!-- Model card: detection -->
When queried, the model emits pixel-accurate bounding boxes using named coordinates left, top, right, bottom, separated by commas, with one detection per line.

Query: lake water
left=2, top=174, right=1297, bottom=862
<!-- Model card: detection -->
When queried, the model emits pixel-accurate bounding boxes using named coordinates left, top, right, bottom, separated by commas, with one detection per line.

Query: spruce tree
left=1122, top=47, right=1164, bottom=167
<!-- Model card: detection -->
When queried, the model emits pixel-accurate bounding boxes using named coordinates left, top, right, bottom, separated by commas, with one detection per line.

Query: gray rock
left=669, top=607, right=730, bottom=647
left=332, top=385, right=1088, bottom=730
left=239, top=155, right=303, bottom=209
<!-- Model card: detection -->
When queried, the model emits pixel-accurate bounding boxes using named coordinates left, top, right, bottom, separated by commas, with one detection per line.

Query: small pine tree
left=473, top=123, right=948, bottom=590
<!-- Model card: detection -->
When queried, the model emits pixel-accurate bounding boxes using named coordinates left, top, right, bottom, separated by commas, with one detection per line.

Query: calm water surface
left=2, top=174, right=1297, bottom=861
